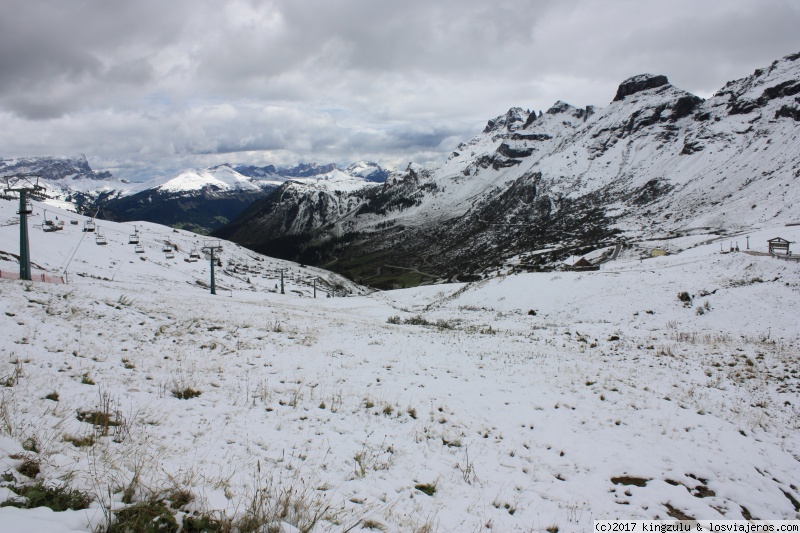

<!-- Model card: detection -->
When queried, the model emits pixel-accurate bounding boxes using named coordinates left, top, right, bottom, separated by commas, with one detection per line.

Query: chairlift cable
left=62, top=225, right=89, bottom=276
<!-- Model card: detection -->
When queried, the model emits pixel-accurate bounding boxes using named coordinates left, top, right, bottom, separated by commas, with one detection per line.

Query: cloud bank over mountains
left=1, top=0, right=798, bottom=181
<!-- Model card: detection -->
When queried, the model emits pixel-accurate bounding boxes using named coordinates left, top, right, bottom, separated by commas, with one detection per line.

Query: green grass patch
left=109, top=499, right=178, bottom=533
left=0, top=482, right=92, bottom=512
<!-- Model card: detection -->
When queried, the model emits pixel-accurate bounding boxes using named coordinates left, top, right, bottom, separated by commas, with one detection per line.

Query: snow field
left=0, top=199, right=798, bottom=531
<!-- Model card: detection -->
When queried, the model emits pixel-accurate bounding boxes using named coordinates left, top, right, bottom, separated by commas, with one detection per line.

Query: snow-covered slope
left=220, top=52, right=800, bottom=286
left=0, top=196, right=362, bottom=295
left=0, top=196, right=798, bottom=531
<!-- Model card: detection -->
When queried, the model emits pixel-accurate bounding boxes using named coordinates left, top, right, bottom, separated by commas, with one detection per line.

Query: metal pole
left=210, top=248, right=216, bottom=295
left=19, top=190, right=31, bottom=281
left=313, top=278, right=316, bottom=298
left=280, top=270, right=285, bottom=294
left=746, top=236, right=750, bottom=250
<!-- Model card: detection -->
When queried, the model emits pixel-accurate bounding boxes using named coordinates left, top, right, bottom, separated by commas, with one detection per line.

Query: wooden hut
left=563, top=256, right=599, bottom=271
left=768, top=237, right=791, bottom=255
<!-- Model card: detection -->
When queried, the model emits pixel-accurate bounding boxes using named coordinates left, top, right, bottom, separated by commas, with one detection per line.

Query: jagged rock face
left=235, top=164, right=277, bottom=178
left=613, top=74, right=670, bottom=101
left=0, top=155, right=109, bottom=182
left=218, top=52, right=800, bottom=288
left=483, top=107, right=529, bottom=133
left=0, top=155, right=127, bottom=213
left=279, top=163, right=338, bottom=177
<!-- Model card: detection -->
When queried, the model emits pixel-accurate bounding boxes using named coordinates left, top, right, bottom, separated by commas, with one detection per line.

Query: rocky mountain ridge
left=215, top=51, right=800, bottom=288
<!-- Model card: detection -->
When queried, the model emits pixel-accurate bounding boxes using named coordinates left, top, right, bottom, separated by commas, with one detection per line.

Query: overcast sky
left=1, top=0, right=798, bottom=181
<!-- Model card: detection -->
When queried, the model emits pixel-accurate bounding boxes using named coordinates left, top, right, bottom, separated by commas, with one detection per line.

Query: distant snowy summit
left=0, top=155, right=118, bottom=184
left=128, top=164, right=274, bottom=195
left=0, top=155, right=128, bottom=194
left=344, top=161, right=392, bottom=182
left=234, top=161, right=390, bottom=183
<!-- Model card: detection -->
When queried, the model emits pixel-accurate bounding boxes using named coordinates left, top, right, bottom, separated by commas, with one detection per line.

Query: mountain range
left=0, top=158, right=392, bottom=234
left=214, top=51, right=800, bottom=288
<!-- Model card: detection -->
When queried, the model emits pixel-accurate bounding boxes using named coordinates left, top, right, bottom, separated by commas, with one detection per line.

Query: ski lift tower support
left=3, top=176, right=45, bottom=281
left=202, top=240, right=224, bottom=295
left=277, top=268, right=287, bottom=294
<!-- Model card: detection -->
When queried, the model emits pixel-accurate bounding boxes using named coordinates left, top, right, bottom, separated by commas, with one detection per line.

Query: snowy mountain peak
left=129, top=165, right=261, bottom=195
left=344, top=160, right=391, bottom=182
left=714, top=51, right=800, bottom=116
left=613, top=73, right=670, bottom=101
left=483, top=107, right=529, bottom=133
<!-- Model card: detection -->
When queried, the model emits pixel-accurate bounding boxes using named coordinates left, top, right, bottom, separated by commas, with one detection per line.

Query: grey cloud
left=1, top=0, right=798, bottom=180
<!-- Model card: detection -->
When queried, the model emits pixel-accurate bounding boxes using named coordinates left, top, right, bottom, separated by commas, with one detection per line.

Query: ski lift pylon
left=16, top=200, right=33, bottom=215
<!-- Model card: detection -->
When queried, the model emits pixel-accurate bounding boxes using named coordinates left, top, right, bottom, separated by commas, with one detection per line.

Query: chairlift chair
left=135, top=244, right=144, bottom=253
left=96, top=232, right=108, bottom=245
left=189, top=247, right=201, bottom=259
left=43, top=211, right=64, bottom=231
left=129, top=227, right=140, bottom=244
left=70, top=219, right=79, bottom=225
left=83, top=220, right=96, bottom=232
left=162, top=244, right=172, bottom=253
